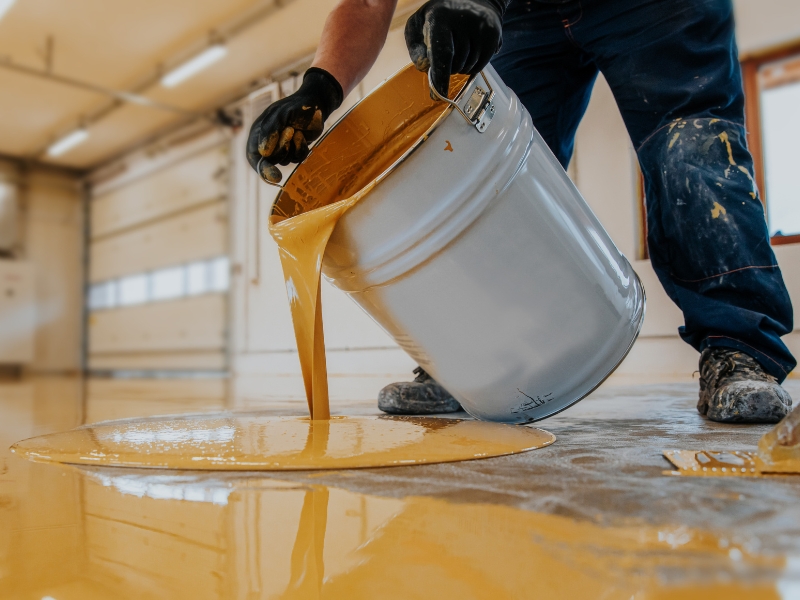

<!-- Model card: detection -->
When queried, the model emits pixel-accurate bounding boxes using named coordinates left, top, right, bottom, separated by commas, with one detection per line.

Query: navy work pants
left=493, top=0, right=796, bottom=381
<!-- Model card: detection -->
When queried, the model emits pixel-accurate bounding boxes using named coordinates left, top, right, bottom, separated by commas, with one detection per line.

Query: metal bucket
left=270, top=64, right=645, bottom=423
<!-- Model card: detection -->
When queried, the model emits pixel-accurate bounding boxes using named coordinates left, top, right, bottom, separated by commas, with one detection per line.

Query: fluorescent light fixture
left=0, top=0, right=17, bottom=22
left=47, top=128, right=89, bottom=157
left=161, top=44, right=227, bottom=88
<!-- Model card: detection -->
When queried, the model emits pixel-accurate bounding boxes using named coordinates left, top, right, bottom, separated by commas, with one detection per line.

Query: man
left=246, top=0, right=795, bottom=423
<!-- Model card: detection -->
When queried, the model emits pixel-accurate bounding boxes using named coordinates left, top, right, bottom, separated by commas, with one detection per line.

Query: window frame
left=741, top=39, right=800, bottom=246
left=636, top=38, right=800, bottom=259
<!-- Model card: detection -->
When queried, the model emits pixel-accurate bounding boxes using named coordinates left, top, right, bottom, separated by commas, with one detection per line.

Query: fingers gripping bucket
left=269, top=64, right=645, bottom=423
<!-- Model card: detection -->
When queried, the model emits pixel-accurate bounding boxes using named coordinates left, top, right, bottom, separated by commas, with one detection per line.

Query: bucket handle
left=257, top=69, right=496, bottom=187
left=428, top=70, right=496, bottom=134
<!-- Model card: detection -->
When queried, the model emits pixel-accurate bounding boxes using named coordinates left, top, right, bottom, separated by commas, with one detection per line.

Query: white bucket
left=272, top=64, right=645, bottom=423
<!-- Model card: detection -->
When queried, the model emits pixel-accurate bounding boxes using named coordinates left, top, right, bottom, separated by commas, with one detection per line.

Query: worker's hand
left=405, top=0, right=504, bottom=99
left=247, top=67, right=343, bottom=183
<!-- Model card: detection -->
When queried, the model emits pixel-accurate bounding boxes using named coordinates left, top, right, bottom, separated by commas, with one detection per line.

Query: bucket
left=269, top=64, right=645, bottom=423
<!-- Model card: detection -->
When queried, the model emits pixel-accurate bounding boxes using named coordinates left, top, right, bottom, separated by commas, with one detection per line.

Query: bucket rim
left=269, top=64, right=476, bottom=220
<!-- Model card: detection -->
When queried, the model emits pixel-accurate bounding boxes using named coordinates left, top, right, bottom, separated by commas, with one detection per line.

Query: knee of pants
left=637, top=117, right=776, bottom=283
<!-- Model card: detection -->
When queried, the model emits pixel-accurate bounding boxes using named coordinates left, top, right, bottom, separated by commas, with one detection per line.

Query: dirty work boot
left=378, top=367, right=462, bottom=415
left=697, top=348, right=792, bottom=424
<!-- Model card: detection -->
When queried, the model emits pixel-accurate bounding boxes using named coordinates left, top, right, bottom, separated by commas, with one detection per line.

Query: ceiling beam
left=21, top=0, right=297, bottom=161
left=0, top=59, right=210, bottom=118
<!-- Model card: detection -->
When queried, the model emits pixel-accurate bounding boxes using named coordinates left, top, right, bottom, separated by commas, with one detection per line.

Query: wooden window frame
left=742, top=39, right=800, bottom=246
left=637, top=38, right=800, bottom=258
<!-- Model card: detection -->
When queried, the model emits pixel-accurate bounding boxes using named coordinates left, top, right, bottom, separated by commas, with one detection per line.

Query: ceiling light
left=47, top=128, right=89, bottom=157
left=0, top=0, right=16, bottom=22
left=161, top=44, right=227, bottom=88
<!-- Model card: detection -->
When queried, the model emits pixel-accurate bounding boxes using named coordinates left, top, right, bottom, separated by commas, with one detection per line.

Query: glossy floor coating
left=12, top=414, right=555, bottom=470
left=2, top=377, right=800, bottom=598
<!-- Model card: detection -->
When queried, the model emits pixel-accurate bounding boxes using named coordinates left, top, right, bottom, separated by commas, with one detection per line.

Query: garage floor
left=1, top=377, right=799, bottom=599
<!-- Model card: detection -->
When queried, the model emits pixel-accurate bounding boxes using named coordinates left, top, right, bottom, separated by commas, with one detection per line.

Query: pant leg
left=565, top=0, right=795, bottom=381
left=494, top=1, right=599, bottom=168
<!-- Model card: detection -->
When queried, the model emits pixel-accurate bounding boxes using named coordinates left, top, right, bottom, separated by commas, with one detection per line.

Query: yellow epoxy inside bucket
left=269, top=66, right=469, bottom=420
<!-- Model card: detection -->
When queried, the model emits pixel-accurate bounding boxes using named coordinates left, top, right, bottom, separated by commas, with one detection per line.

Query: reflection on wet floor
left=2, top=377, right=800, bottom=599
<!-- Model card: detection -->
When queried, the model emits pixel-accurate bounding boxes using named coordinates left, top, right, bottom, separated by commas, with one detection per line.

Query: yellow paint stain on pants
left=737, top=165, right=759, bottom=199
left=711, top=201, right=727, bottom=219
left=718, top=131, right=736, bottom=165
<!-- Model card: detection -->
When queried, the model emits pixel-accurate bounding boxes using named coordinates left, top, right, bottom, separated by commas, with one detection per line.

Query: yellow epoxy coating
left=2, top=378, right=797, bottom=598
left=2, top=464, right=786, bottom=599
left=268, top=66, right=468, bottom=419
left=11, top=414, right=555, bottom=470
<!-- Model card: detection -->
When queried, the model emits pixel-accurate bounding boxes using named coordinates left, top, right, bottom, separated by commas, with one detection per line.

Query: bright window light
left=210, top=257, right=230, bottom=292
left=88, top=281, right=118, bottom=310
left=762, top=80, right=800, bottom=237
left=161, top=44, right=227, bottom=88
left=47, top=128, right=89, bottom=157
left=118, top=274, right=149, bottom=306
left=88, top=257, right=230, bottom=311
left=151, top=266, right=185, bottom=301
left=0, top=0, right=16, bottom=22
left=186, top=261, right=209, bottom=295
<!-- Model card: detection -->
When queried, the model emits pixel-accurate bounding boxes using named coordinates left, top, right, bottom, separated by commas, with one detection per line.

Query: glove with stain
left=247, top=67, right=343, bottom=183
left=405, top=0, right=507, bottom=99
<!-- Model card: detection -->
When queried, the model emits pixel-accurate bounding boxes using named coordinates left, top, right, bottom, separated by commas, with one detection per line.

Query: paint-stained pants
left=493, top=0, right=796, bottom=381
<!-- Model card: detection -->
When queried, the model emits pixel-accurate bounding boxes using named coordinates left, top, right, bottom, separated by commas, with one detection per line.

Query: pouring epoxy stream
left=248, top=0, right=795, bottom=426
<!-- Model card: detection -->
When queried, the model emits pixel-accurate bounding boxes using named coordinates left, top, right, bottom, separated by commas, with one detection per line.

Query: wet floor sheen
left=12, top=414, right=555, bottom=470
left=3, top=377, right=800, bottom=599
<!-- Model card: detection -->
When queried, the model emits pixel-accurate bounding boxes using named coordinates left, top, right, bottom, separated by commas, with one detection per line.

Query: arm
left=247, top=0, right=396, bottom=181
left=312, top=0, right=398, bottom=97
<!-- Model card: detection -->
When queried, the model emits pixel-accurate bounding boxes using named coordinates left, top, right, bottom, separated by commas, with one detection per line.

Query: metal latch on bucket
left=429, top=71, right=496, bottom=133
left=463, top=84, right=496, bottom=132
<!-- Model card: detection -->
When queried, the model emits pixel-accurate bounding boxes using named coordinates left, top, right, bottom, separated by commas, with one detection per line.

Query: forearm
left=311, top=0, right=398, bottom=96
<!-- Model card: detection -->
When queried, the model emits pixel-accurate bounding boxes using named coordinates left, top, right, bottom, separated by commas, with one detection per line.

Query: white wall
left=0, top=159, right=84, bottom=372
left=86, top=127, right=231, bottom=372
left=734, top=0, right=800, bottom=54
left=571, top=0, right=800, bottom=381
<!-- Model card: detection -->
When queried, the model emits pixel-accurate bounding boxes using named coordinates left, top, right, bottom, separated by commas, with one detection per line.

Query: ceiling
left=0, top=0, right=417, bottom=171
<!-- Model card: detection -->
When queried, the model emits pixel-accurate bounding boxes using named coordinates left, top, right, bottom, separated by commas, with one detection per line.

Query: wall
left=86, top=126, right=231, bottom=372
left=0, top=158, right=83, bottom=373
left=571, top=0, right=800, bottom=382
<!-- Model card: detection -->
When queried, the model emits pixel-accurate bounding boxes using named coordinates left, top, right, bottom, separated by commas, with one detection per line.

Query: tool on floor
left=663, top=406, right=800, bottom=477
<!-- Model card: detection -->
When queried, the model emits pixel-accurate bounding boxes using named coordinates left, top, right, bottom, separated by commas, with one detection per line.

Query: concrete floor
left=2, top=376, right=799, bottom=598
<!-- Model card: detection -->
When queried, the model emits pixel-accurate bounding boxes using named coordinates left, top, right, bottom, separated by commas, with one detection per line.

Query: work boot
left=697, top=347, right=792, bottom=424
left=378, top=367, right=462, bottom=415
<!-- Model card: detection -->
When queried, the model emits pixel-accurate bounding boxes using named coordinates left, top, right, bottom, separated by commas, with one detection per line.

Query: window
left=759, top=63, right=800, bottom=238
left=186, top=260, right=209, bottom=296
left=88, top=256, right=229, bottom=311
left=151, top=266, right=186, bottom=301
left=742, top=41, right=800, bottom=245
left=118, top=274, right=148, bottom=306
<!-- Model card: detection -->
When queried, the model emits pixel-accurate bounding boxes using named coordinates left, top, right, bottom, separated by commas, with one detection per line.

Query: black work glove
left=405, top=0, right=506, bottom=99
left=246, top=67, right=343, bottom=183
